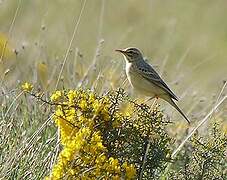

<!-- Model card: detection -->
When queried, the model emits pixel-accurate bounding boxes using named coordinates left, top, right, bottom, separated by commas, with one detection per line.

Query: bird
left=115, top=47, right=190, bottom=124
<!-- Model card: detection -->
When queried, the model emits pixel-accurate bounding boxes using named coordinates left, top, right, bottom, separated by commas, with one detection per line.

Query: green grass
left=0, top=0, right=226, bottom=179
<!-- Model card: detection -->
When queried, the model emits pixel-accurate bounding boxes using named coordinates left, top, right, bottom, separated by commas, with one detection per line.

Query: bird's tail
left=167, top=98, right=190, bottom=124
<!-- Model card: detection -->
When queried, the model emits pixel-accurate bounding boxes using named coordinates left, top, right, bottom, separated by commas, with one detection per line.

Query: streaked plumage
left=116, top=47, right=190, bottom=124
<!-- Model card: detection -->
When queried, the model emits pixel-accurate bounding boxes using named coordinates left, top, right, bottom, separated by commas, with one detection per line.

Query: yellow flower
left=96, top=142, right=104, bottom=150
left=122, top=162, right=136, bottom=179
left=89, top=92, right=96, bottom=102
left=125, top=164, right=136, bottom=179
left=93, top=100, right=102, bottom=114
left=95, top=154, right=107, bottom=164
left=108, top=157, right=120, bottom=173
left=122, top=162, right=128, bottom=169
left=79, top=99, right=87, bottom=110
left=21, top=82, right=33, bottom=92
left=50, top=91, right=62, bottom=102
left=67, top=90, right=77, bottom=103
left=91, top=132, right=102, bottom=142
left=112, top=175, right=120, bottom=180
left=64, top=107, right=76, bottom=122
left=47, top=89, right=138, bottom=179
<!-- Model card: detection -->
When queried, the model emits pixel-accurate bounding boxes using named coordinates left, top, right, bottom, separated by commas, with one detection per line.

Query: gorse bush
left=18, top=83, right=226, bottom=180
left=45, top=88, right=172, bottom=179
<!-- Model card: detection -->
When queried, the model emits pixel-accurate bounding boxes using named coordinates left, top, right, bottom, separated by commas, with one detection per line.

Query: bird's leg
left=121, top=77, right=128, bottom=88
left=144, top=96, right=156, bottom=104
left=151, top=96, right=159, bottom=108
left=144, top=96, right=159, bottom=108
left=148, top=96, right=156, bottom=102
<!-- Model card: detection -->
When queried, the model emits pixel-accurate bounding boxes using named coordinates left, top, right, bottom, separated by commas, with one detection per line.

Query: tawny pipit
left=116, top=47, right=190, bottom=124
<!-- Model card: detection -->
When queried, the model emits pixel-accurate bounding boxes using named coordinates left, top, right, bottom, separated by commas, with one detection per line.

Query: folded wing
left=134, top=60, right=179, bottom=101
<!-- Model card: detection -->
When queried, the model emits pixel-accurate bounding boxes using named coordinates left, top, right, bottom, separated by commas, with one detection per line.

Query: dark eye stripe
left=127, top=51, right=134, bottom=54
left=127, top=54, right=134, bottom=58
left=127, top=51, right=137, bottom=56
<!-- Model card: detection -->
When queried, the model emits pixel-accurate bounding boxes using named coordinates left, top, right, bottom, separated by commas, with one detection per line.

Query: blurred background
left=0, top=0, right=226, bottom=122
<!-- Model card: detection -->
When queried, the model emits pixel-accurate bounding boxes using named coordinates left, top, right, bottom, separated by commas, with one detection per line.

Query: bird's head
left=115, top=47, right=143, bottom=62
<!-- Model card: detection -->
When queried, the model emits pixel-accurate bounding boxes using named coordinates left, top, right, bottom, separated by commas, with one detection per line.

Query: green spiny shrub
left=168, top=122, right=227, bottom=180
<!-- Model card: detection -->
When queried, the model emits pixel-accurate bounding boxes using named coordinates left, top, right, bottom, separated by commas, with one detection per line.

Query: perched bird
left=116, top=47, right=190, bottom=124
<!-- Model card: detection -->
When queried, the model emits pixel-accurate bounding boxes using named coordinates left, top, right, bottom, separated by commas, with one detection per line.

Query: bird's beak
left=115, top=49, right=126, bottom=54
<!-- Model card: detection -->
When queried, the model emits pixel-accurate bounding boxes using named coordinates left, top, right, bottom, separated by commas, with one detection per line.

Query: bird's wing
left=134, top=61, right=179, bottom=101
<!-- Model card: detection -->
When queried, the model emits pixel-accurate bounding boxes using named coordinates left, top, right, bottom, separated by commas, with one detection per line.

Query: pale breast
left=125, top=62, right=166, bottom=97
left=125, top=62, right=132, bottom=83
